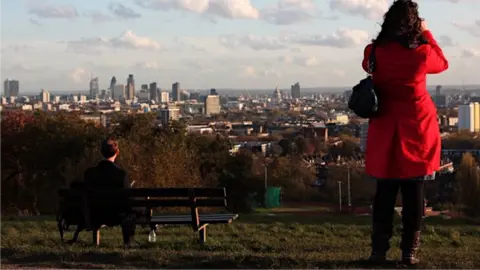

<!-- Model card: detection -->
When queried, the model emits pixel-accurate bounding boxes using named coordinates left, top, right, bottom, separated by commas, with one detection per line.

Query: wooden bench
left=57, top=188, right=239, bottom=246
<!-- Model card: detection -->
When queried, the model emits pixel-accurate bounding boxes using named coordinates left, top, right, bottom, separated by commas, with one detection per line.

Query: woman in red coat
left=362, top=0, right=448, bottom=265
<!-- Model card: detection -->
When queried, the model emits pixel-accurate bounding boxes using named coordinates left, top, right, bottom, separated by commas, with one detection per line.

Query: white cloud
left=329, top=0, right=388, bottom=20
left=135, top=0, right=259, bottom=19
left=219, top=34, right=287, bottom=50
left=28, top=3, right=79, bottom=19
left=69, top=68, right=88, bottom=83
left=295, top=28, right=369, bottom=48
left=134, top=62, right=160, bottom=69
left=279, top=55, right=319, bottom=67
left=462, top=48, right=480, bottom=57
left=453, top=20, right=480, bottom=37
left=63, top=30, right=163, bottom=54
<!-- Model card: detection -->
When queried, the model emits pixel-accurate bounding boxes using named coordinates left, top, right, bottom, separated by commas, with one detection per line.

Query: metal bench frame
left=57, top=188, right=239, bottom=246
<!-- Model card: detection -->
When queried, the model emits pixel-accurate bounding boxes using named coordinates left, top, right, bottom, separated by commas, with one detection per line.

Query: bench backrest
left=57, top=188, right=228, bottom=230
left=57, top=188, right=228, bottom=208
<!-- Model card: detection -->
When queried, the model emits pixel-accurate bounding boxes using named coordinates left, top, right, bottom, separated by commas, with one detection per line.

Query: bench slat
left=58, top=188, right=226, bottom=198
left=150, top=214, right=238, bottom=225
left=61, top=198, right=226, bottom=208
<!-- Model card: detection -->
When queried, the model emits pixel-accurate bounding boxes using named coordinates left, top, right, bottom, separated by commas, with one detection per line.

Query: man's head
left=101, top=138, right=120, bottom=161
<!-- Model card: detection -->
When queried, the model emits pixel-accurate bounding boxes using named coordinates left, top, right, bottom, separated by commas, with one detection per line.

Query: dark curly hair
left=373, top=0, right=425, bottom=47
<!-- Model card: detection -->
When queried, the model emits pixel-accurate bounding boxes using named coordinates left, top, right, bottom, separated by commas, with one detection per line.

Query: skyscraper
left=205, top=95, right=221, bottom=115
left=89, top=77, right=99, bottom=99
left=4, top=79, right=19, bottom=97
left=172, top=82, right=180, bottom=101
left=109, top=77, right=117, bottom=99
left=40, top=89, right=50, bottom=103
left=126, top=74, right=135, bottom=100
left=458, top=103, right=475, bottom=132
left=291, top=82, right=300, bottom=99
left=150, top=82, right=158, bottom=102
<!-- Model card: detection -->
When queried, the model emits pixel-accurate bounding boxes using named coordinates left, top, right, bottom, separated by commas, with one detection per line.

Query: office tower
left=110, top=77, right=117, bottom=98
left=4, top=79, right=19, bottom=97
left=360, top=122, right=369, bottom=152
left=126, top=74, right=135, bottom=100
left=150, top=82, right=158, bottom=102
left=474, top=102, right=480, bottom=132
left=141, top=84, right=148, bottom=91
left=210, top=88, right=218, bottom=95
left=159, top=107, right=180, bottom=126
left=40, top=89, right=50, bottom=103
left=291, top=82, right=300, bottom=99
left=205, top=95, right=221, bottom=115
left=172, top=82, right=180, bottom=101
left=458, top=103, right=475, bottom=132
left=113, top=84, right=126, bottom=100
left=160, top=91, right=169, bottom=103
left=89, top=77, right=99, bottom=99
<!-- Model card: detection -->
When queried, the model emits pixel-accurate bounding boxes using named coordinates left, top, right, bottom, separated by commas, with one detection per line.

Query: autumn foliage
left=1, top=111, right=317, bottom=215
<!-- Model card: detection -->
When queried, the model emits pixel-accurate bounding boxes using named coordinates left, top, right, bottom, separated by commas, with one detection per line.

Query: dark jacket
left=84, top=160, right=130, bottom=226
left=84, top=160, right=129, bottom=191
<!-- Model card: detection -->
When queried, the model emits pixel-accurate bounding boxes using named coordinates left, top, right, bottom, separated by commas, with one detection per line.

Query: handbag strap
left=367, top=44, right=377, bottom=74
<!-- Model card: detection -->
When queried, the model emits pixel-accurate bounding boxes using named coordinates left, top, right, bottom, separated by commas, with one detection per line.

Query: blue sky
left=1, top=0, right=479, bottom=92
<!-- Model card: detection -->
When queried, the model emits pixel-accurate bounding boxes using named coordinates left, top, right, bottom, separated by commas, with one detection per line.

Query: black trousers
left=372, top=180, right=425, bottom=232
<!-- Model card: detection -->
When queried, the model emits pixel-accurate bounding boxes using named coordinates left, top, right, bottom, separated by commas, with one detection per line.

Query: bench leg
left=199, top=227, right=207, bottom=245
left=92, top=228, right=100, bottom=246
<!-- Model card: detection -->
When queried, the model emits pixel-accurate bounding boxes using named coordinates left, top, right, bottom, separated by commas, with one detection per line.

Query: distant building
left=291, top=82, right=300, bottom=99
left=160, top=91, right=169, bottom=103
left=40, top=89, right=50, bottom=103
left=126, top=74, right=135, bottom=100
left=89, top=77, right=99, bottom=99
left=360, top=122, right=369, bottom=153
left=205, top=95, right=221, bottom=115
left=159, top=107, right=180, bottom=126
left=109, top=76, right=117, bottom=99
left=210, top=88, right=218, bottom=95
left=113, top=84, right=125, bottom=100
left=458, top=103, right=479, bottom=132
left=4, top=79, right=20, bottom=97
left=172, top=82, right=180, bottom=101
left=149, top=82, right=158, bottom=102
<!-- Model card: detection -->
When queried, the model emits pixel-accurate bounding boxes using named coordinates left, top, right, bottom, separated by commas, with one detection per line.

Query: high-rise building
left=210, top=88, right=218, bottom=95
left=458, top=103, right=478, bottom=132
left=474, top=102, right=480, bottom=132
left=159, top=107, right=180, bottom=126
left=149, top=82, right=158, bottom=102
left=126, top=74, right=135, bottom=100
left=205, top=95, right=221, bottom=115
left=4, top=79, right=19, bottom=97
left=291, top=82, right=300, bottom=99
left=141, top=84, right=148, bottom=91
left=160, top=91, right=169, bottom=103
left=40, top=89, right=50, bottom=103
left=433, top=85, right=447, bottom=108
left=109, top=77, right=117, bottom=98
left=360, top=122, right=369, bottom=152
left=89, top=77, right=99, bottom=99
left=113, top=84, right=126, bottom=100
left=172, top=82, right=180, bottom=101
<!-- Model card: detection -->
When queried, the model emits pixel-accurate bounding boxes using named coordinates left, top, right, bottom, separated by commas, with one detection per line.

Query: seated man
left=84, top=138, right=135, bottom=246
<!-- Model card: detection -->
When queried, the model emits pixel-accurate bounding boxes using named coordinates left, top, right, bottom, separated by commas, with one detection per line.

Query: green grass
left=2, top=212, right=480, bottom=269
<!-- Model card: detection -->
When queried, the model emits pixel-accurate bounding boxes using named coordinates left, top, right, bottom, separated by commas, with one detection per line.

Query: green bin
left=264, top=187, right=281, bottom=208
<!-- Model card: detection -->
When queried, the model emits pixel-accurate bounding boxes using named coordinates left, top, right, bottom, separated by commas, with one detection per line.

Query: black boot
left=368, top=223, right=393, bottom=263
left=401, top=230, right=421, bottom=265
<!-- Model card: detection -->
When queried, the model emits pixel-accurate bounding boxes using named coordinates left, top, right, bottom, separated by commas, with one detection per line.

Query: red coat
left=363, top=30, right=449, bottom=179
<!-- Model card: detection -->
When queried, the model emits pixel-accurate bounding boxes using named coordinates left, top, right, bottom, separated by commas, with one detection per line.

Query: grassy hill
left=2, top=210, right=480, bottom=269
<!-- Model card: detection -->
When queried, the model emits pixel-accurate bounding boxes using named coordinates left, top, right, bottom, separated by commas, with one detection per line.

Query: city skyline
left=1, top=0, right=480, bottom=92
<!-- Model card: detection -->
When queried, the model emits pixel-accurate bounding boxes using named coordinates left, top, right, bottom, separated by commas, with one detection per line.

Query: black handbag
left=348, top=45, right=379, bottom=118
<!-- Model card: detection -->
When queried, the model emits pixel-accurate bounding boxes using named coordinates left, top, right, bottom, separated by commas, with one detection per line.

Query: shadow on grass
left=175, top=254, right=401, bottom=269
left=1, top=248, right=161, bottom=268
left=240, top=212, right=475, bottom=227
